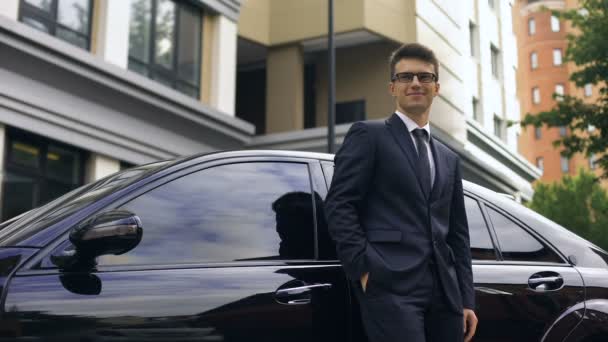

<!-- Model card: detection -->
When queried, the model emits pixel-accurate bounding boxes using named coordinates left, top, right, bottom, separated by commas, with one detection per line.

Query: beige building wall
left=239, top=0, right=416, bottom=46
left=239, top=0, right=271, bottom=45
left=266, top=44, right=304, bottom=133
left=314, top=42, right=397, bottom=127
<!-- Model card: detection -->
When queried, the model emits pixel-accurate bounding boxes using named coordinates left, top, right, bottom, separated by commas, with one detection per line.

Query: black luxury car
left=0, top=150, right=606, bottom=341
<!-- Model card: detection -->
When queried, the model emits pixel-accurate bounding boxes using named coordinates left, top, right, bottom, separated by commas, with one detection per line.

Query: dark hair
left=389, top=43, right=439, bottom=81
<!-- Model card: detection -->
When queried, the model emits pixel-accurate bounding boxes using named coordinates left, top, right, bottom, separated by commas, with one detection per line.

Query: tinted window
left=97, top=162, right=315, bottom=266
left=465, top=197, right=496, bottom=260
left=0, top=161, right=170, bottom=246
left=321, top=163, right=334, bottom=187
left=487, top=207, right=562, bottom=263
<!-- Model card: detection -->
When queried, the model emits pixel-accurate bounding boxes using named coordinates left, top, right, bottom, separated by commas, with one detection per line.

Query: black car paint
left=0, top=150, right=605, bottom=341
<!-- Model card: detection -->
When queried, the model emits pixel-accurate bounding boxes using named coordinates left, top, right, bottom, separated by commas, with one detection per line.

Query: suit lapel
left=429, top=137, right=445, bottom=202
left=386, top=114, right=428, bottom=199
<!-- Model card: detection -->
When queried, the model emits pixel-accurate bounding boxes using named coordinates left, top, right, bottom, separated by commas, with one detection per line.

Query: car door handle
left=276, top=283, right=332, bottom=296
left=275, top=283, right=332, bottom=305
left=528, top=276, right=562, bottom=286
left=528, top=273, right=564, bottom=291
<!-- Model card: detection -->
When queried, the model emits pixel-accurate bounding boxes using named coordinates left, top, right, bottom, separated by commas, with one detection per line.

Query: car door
left=2, top=158, right=350, bottom=341
left=469, top=194, right=585, bottom=342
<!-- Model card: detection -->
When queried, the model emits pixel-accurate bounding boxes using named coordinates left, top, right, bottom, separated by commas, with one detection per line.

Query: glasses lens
left=418, top=73, right=434, bottom=83
left=397, top=73, right=414, bottom=82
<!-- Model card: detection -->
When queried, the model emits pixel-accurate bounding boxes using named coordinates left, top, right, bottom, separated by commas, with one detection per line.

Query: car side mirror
left=51, top=210, right=143, bottom=270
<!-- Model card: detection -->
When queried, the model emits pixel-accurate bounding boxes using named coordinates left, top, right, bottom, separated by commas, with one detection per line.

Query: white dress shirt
left=395, top=111, right=436, bottom=187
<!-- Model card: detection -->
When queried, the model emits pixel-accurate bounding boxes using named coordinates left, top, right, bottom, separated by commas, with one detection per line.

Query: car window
left=0, top=161, right=171, bottom=246
left=465, top=196, right=497, bottom=261
left=487, top=207, right=562, bottom=263
left=96, top=162, right=316, bottom=266
left=321, top=162, right=334, bottom=187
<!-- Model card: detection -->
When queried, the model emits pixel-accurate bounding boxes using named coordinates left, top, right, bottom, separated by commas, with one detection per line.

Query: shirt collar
left=395, top=111, right=431, bottom=142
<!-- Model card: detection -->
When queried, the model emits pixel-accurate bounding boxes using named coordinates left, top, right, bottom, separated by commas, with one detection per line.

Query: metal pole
left=327, top=0, right=336, bottom=154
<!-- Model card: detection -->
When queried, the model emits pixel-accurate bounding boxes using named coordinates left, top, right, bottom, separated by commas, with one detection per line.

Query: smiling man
left=325, top=43, right=478, bottom=342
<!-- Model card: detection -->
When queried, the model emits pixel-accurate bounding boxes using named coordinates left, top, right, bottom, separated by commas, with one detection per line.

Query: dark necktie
left=412, top=129, right=431, bottom=198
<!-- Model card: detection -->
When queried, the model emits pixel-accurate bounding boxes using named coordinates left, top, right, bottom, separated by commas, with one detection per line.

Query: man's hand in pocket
left=361, top=272, right=369, bottom=292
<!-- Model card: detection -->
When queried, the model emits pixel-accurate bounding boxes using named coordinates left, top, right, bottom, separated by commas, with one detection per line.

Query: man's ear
left=388, top=82, right=395, bottom=96
left=434, top=82, right=441, bottom=96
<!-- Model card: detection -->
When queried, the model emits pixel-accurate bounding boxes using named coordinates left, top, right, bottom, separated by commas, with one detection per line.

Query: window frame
left=463, top=194, right=500, bottom=262
left=18, top=0, right=94, bottom=50
left=561, top=156, right=570, bottom=173
left=550, top=15, right=560, bottom=32
left=490, top=45, right=500, bottom=79
left=532, top=87, right=541, bottom=104
left=536, top=157, right=544, bottom=171
left=530, top=51, right=538, bottom=69
left=475, top=196, right=568, bottom=265
left=2, top=127, right=86, bottom=221
left=37, top=156, right=330, bottom=270
left=128, top=0, right=203, bottom=99
left=584, top=83, right=593, bottom=97
left=589, top=154, right=597, bottom=170
left=553, top=48, right=563, bottom=66
left=528, top=17, right=536, bottom=35
left=534, top=126, right=542, bottom=140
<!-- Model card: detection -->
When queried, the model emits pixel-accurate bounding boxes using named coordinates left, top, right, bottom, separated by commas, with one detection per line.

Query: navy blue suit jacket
left=325, top=113, right=475, bottom=313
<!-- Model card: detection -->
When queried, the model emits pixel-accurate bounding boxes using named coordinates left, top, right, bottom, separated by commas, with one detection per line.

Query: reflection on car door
left=470, top=198, right=584, bottom=342
left=3, top=160, right=350, bottom=341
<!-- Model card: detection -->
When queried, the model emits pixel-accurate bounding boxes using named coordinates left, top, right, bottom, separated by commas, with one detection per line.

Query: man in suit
left=325, top=43, right=478, bottom=342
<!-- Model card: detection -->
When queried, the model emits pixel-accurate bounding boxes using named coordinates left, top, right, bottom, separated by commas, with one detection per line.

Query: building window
left=472, top=97, right=481, bottom=122
left=584, top=83, right=593, bottom=97
left=559, top=126, right=567, bottom=137
left=19, top=0, right=93, bottom=50
left=555, top=84, right=565, bottom=101
left=528, top=18, right=536, bottom=35
left=494, top=115, right=504, bottom=139
left=128, top=0, right=203, bottom=99
left=491, top=45, right=500, bottom=78
left=561, top=156, right=570, bottom=173
left=530, top=52, right=538, bottom=69
left=2, top=128, right=85, bottom=221
left=469, top=21, right=477, bottom=57
left=589, top=154, right=597, bottom=170
left=336, top=100, right=366, bottom=124
left=535, top=126, right=541, bottom=139
left=532, top=87, right=541, bottom=104
left=553, top=49, right=563, bottom=66
left=536, top=157, right=544, bottom=171
left=551, top=15, right=560, bottom=32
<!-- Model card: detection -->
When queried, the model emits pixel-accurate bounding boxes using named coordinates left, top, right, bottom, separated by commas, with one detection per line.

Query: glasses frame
left=391, top=72, right=437, bottom=84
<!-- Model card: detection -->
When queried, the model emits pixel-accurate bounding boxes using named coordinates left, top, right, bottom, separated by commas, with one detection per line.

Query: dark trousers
left=355, top=261, right=464, bottom=342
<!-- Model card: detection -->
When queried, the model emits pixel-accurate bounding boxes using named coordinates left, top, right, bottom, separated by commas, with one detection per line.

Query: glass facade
left=2, top=128, right=84, bottom=221
left=128, top=0, right=202, bottom=99
left=19, top=0, right=93, bottom=50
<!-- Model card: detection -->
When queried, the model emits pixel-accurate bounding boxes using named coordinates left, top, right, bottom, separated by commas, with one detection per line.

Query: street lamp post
left=327, top=0, right=336, bottom=154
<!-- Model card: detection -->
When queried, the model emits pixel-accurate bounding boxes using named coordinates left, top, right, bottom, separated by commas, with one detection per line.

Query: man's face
left=388, top=58, right=440, bottom=116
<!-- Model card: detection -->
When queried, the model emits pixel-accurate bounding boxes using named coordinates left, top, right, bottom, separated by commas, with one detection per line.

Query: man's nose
left=410, top=76, right=422, bottom=87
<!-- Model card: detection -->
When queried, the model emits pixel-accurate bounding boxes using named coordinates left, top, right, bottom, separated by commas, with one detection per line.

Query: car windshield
left=0, top=160, right=171, bottom=246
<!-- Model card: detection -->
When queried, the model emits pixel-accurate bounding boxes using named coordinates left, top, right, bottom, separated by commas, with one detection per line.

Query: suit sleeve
left=446, top=158, right=475, bottom=310
left=324, top=122, right=374, bottom=282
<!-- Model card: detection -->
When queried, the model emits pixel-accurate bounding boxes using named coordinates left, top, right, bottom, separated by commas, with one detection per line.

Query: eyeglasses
left=392, top=72, right=437, bottom=83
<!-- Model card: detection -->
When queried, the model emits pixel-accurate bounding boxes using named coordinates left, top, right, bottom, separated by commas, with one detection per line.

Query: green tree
left=528, top=169, right=608, bottom=250
left=520, top=0, right=608, bottom=177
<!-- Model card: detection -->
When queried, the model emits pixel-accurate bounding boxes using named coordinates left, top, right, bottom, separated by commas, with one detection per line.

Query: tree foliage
left=528, top=169, right=608, bottom=250
left=520, top=0, right=608, bottom=177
